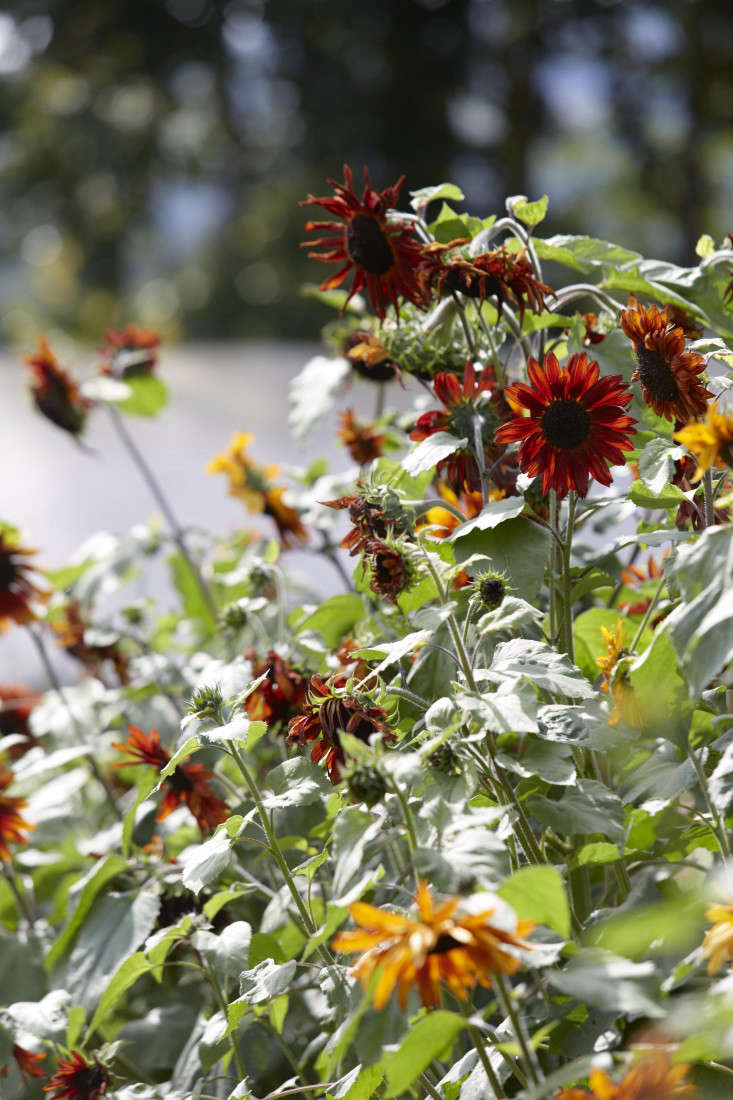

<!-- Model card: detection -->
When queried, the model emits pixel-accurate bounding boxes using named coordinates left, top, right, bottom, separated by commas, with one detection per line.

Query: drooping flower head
left=365, top=538, right=416, bottom=603
left=244, top=649, right=308, bottom=728
left=418, top=240, right=554, bottom=321
left=552, top=1051, right=696, bottom=1099
left=322, top=489, right=410, bottom=556
left=44, top=1051, right=110, bottom=1099
left=300, top=165, right=427, bottom=318
left=113, top=726, right=228, bottom=833
left=702, top=900, right=733, bottom=974
left=0, top=683, right=41, bottom=758
left=332, top=880, right=534, bottom=1010
left=24, top=337, right=92, bottom=438
left=344, top=331, right=398, bottom=381
left=0, top=532, right=48, bottom=633
left=0, top=765, right=34, bottom=861
left=620, top=298, right=712, bottom=423
left=495, top=352, right=636, bottom=499
left=288, top=674, right=395, bottom=783
left=100, top=324, right=161, bottom=379
left=596, top=622, right=643, bottom=730
left=674, top=402, right=733, bottom=481
left=338, top=409, right=386, bottom=466
left=207, top=432, right=307, bottom=547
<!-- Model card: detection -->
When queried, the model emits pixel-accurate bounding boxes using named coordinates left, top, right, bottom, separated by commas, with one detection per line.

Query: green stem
left=2, top=862, right=34, bottom=926
left=629, top=573, right=666, bottom=652
left=450, top=289, right=477, bottom=356
left=703, top=468, right=716, bottom=527
left=388, top=685, right=430, bottom=711
left=548, top=491, right=559, bottom=646
left=419, top=1072, right=445, bottom=1100
left=466, top=1018, right=505, bottom=1098
left=389, top=778, right=418, bottom=858
left=493, top=971, right=541, bottom=1086
left=560, top=492, right=577, bottom=660
left=688, top=745, right=731, bottom=858
left=203, top=955, right=247, bottom=1082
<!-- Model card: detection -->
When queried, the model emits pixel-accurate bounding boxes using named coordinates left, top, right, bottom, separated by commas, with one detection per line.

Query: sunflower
left=584, top=1052, right=695, bottom=1099
left=7, top=1044, right=46, bottom=1080
left=365, top=538, right=415, bottom=603
left=207, top=432, right=307, bottom=547
left=288, top=674, right=395, bottom=783
left=332, top=880, right=534, bottom=1010
left=344, top=331, right=398, bottom=382
left=0, top=683, right=40, bottom=759
left=300, top=165, right=427, bottom=318
left=0, top=533, right=48, bottom=632
left=24, top=337, right=92, bottom=438
left=418, top=241, right=554, bottom=321
left=44, top=1051, right=110, bottom=1099
left=596, top=622, right=644, bottom=730
left=701, top=900, right=733, bottom=974
left=100, top=323, right=161, bottom=378
left=322, top=491, right=410, bottom=556
left=244, top=649, right=308, bottom=728
left=620, top=298, right=712, bottom=423
left=416, top=483, right=484, bottom=539
left=338, top=409, right=386, bottom=466
left=495, top=352, right=636, bottom=498
left=674, top=402, right=733, bottom=481
left=0, top=765, right=34, bottom=861
left=113, top=725, right=229, bottom=833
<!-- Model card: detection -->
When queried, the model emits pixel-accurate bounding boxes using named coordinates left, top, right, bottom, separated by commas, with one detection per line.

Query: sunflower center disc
left=634, top=345, right=680, bottom=402
left=0, top=553, right=17, bottom=589
left=541, top=400, right=591, bottom=449
left=347, top=214, right=394, bottom=275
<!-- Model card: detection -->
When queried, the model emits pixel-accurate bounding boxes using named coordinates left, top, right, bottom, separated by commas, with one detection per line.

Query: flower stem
left=560, top=492, right=577, bottom=660
left=492, top=971, right=541, bottom=1086
left=108, top=406, right=217, bottom=623
left=703, top=468, right=716, bottom=527
left=687, top=744, right=731, bottom=858
left=466, top=1019, right=505, bottom=1098
left=450, top=290, right=477, bottom=356
left=548, top=491, right=559, bottom=645
left=2, top=861, right=35, bottom=926
left=200, top=953, right=247, bottom=1082
left=629, top=572, right=666, bottom=652
left=389, top=777, right=418, bottom=857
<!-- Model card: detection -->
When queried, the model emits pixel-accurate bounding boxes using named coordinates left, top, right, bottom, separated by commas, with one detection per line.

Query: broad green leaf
left=403, top=431, right=467, bottom=477
left=448, top=496, right=525, bottom=540
left=410, top=182, right=465, bottom=210
left=46, top=854, right=127, bottom=971
left=191, top=921, right=252, bottom=989
left=86, top=951, right=153, bottom=1034
left=498, top=866, right=570, bottom=938
left=527, top=779, right=625, bottom=843
left=289, top=354, right=351, bottom=440
left=569, top=841, right=621, bottom=869
left=534, top=234, right=640, bottom=273
left=573, top=608, right=642, bottom=684
left=513, top=194, right=549, bottom=227
left=710, top=743, right=733, bottom=817
left=118, top=375, right=169, bottom=417
left=589, top=899, right=705, bottom=960
left=296, top=593, right=365, bottom=647
left=168, top=550, right=216, bottom=629
left=181, top=827, right=235, bottom=893
left=328, top=1063, right=384, bottom=1100
left=384, top=1011, right=466, bottom=1097
left=454, top=516, right=551, bottom=601
left=628, top=627, right=692, bottom=742
left=355, top=629, right=432, bottom=673
left=237, top=958, right=296, bottom=1005
left=629, top=480, right=686, bottom=509
left=262, top=756, right=332, bottom=809
left=488, top=639, right=595, bottom=699
left=638, top=437, right=685, bottom=496
left=548, top=949, right=664, bottom=1017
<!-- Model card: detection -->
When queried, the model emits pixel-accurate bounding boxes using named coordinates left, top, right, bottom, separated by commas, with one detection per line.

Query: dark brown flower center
left=541, top=400, right=591, bottom=449
left=634, top=345, right=679, bottom=402
left=431, top=932, right=461, bottom=954
left=0, top=551, right=18, bottom=591
left=347, top=214, right=394, bottom=275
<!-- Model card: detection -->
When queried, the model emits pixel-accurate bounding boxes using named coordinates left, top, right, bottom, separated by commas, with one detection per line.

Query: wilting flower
left=552, top=1052, right=697, bottom=1099
left=674, top=402, right=733, bottom=481
left=52, top=601, right=129, bottom=685
left=338, top=409, right=385, bottom=465
left=495, top=353, right=636, bottom=498
left=417, top=483, right=484, bottom=539
left=245, top=649, right=308, bottom=728
left=418, top=241, right=553, bottom=321
left=620, top=298, right=712, bottom=423
left=288, top=674, right=395, bottom=783
left=332, top=880, right=534, bottom=1010
left=207, top=432, right=307, bottom=547
left=45, top=1051, right=110, bottom=1099
left=344, top=331, right=398, bottom=381
left=113, top=725, right=229, bottom=833
left=596, top=622, right=643, bottom=730
left=323, top=491, right=409, bottom=556
left=1, top=1044, right=46, bottom=1081
left=664, top=304, right=704, bottom=340
left=0, top=765, right=34, bottom=860
left=365, top=539, right=415, bottom=603
left=702, top=900, right=733, bottom=974
left=0, top=532, right=48, bottom=632
left=410, top=361, right=511, bottom=492
left=0, top=683, right=40, bottom=758
left=24, top=337, right=92, bottom=438
left=301, top=165, right=427, bottom=318
left=100, top=324, right=160, bottom=378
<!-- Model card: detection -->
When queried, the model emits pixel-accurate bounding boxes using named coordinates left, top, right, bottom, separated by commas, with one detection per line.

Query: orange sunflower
left=100, top=323, right=161, bottom=379
left=300, top=165, right=427, bottom=318
left=495, top=352, right=636, bottom=498
left=596, top=621, right=644, bottom=730
left=113, top=725, right=229, bottom=833
left=24, top=337, right=92, bottom=438
left=0, top=533, right=48, bottom=632
left=332, top=880, right=534, bottom=1010
left=552, top=1051, right=696, bottom=1099
left=288, top=674, right=395, bottom=783
left=0, top=683, right=41, bottom=759
left=44, top=1051, right=110, bottom=1099
left=0, top=765, right=34, bottom=861
left=620, top=298, right=712, bottom=423
left=338, top=409, right=386, bottom=466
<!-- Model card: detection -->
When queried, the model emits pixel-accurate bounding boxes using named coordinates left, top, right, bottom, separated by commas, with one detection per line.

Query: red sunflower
left=300, top=165, right=427, bottom=318
left=620, top=297, right=712, bottom=423
left=44, top=1051, right=110, bottom=1099
left=100, top=323, right=161, bottom=379
left=0, top=765, right=34, bottom=860
left=495, top=352, right=636, bottom=498
left=24, top=337, right=92, bottom=438
left=113, top=725, right=229, bottom=833
left=0, top=683, right=41, bottom=758
left=288, top=674, right=395, bottom=783
left=244, top=649, right=308, bottom=728
left=338, top=409, right=386, bottom=466
left=7, top=1044, right=47, bottom=1080
left=418, top=241, right=554, bottom=321
left=0, top=533, right=48, bottom=632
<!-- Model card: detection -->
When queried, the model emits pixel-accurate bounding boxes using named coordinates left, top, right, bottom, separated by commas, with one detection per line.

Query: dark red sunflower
left=113, top=725, right=229, bottom=833
left=322, top=492, right=409, bottom=556
left=0, top=765, right=34, bottom=860
left=288, top=674, right=395, bottom=783
left=244, top=649, right=308, bottom=728
left=52, top=601, right=129, bottom=685
left=495, top=352, right=636, bottom=498
left=338, top=409, right=386, bottom=466
left=24, top=337, right=92, bottom=438
left=8, top=1044, right=46, bottom=1079
left=620, top=297, right=712, bottom=423
left=100, top=323, right=161, bottom=378
left=0, top=683, right=41, bottom=759
left=418, top=241, right=554, bottom=321
left=0, top=533, right=48, bottom=632
left=300, top=165, right=427, bottom=318
left=365, top=539, right=414, bottom=603
left=410, top=361, right=513, bottom=493
left=45, top=1051, right=110, bottom=1099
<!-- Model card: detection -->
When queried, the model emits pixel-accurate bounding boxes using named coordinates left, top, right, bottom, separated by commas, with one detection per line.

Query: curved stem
left=688, top=745, right=731, bottom=858
left=493, top=971, right=541, bottom=1086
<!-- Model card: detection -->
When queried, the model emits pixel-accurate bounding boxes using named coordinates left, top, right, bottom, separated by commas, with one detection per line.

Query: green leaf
left=534, top=234, right=640, bottom=273
left=118, top=375, right=169, bottom=417
left=46, top=854, right=127, bottom=971
left=527, top=779, right=625, bottom=844
left=498, top=866, right=570, bottom=938
left=86, top=951, right=153, bottom=1034
left=182, top=827, right=235, bottom=893
left=548, top=949, right=663, bottom=1017
left=569, top=841, right=621, bottom=870
left=513, top=194, right=549, bottom=227
left=602, top=265, right=699, bottom=313
left=695, top=233, right=716, bottom=258
left=628, top=627, right=692, bottom=742
left=262, top=756, right=332, bottom=809
left=410, top=182, right=465, bottom=211
left=429, top=202, right=474, bottom=244
left=237, top=958, right=296, bottom=1005
left=296, top=593, right=365, bottom=648
left=328, top=1064, right=384, bottom=1100
left=403, top=431, right=467, bottom=477
left=355, top=629, right=432, bottom=673
left=289, top=354, right=351, bottom=440
left=638, top=437, right=686, bottom=496
left=629, top=480, right=686, bottom=509
left=168, top=550, right=216, bottom=629
left=454, top=516, right=551, bottom=601
left=383, top=1011, right=466, bottom=1097
left=448, top=496, right=525, bottom=540
left=488, top=639, right=596, bottom=699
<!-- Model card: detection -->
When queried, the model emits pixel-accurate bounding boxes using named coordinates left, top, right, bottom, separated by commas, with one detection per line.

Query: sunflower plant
left=3, top=172, right=733, bottom=1099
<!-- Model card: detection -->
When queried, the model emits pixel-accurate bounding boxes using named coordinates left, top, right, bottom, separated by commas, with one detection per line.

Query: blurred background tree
left=1, top=0, right=731, bottom=343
